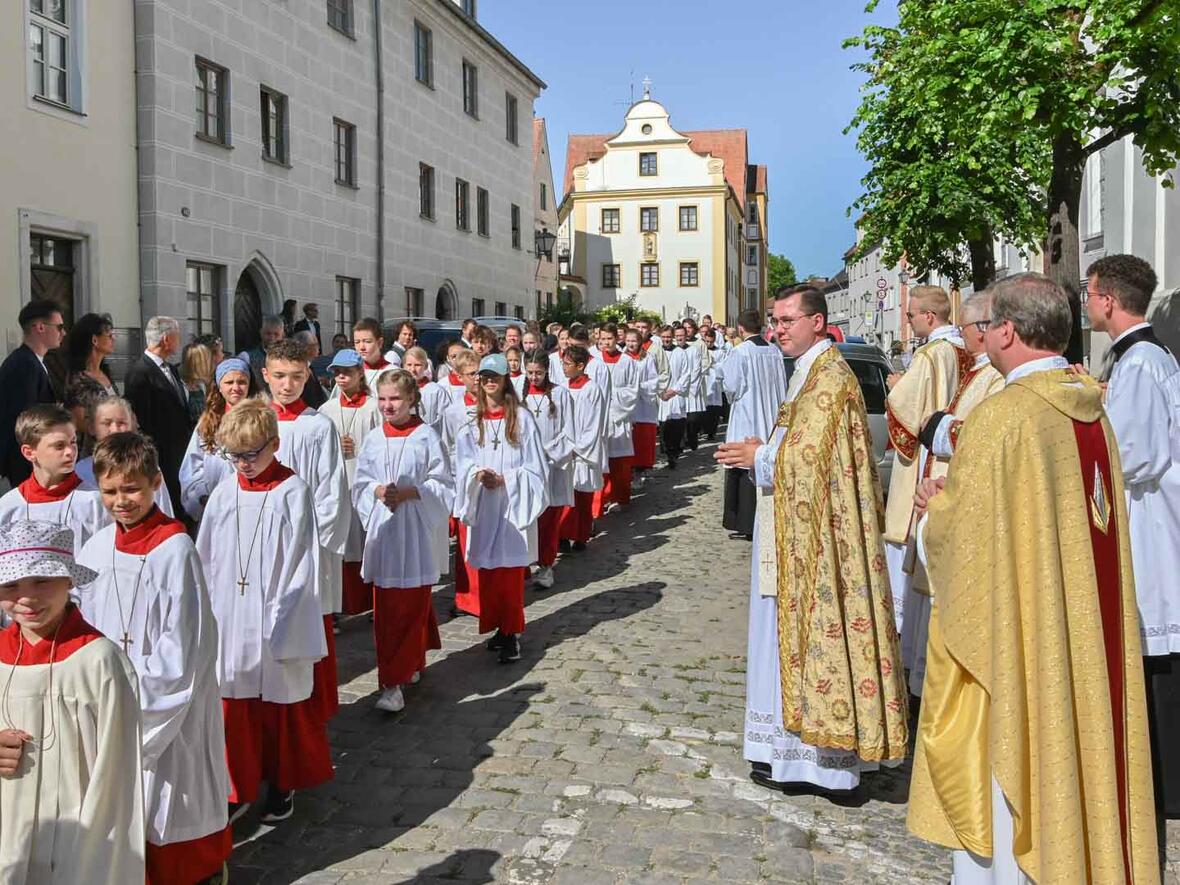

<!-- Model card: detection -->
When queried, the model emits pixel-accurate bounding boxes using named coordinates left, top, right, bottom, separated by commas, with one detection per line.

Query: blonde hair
left=16, top=404, right=74, bottom=447
left=452, top=349, right=479, bottom=372
left=375, top=369, right=421, bottom=410
left=910, top=285, right=952, bottom=322
left=181, top=343, right=215, bottom=390
left=404, top=346, right=430, bottom=366
left=91, top=395, right=137, bottom=427
left=216, top=398, right=277, bottom=451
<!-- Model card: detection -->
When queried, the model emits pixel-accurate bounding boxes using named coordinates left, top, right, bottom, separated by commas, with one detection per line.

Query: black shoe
left=260, top=788, right=294, bottom=823
left=559, top=539, right=572, bottom=552
left=751, top=761, right=771, bottom=774
left=666, top=459, right=678, bottom=470
left=750, top=769, right=789, bottom=793
left=498, top=634, right=521, bottom=663
left=572, top=541, right=587, bottom=552
left=485, top=629, right=506, bottom=651
left=228, top=800, right=250, bottom=825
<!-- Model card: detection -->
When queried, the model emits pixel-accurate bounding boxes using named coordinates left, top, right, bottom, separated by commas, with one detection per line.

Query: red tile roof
left=563, top=129, right=750, bottom=205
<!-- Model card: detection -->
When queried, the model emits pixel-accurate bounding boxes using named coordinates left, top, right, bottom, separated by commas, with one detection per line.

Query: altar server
left=558, top=345, right=608, bottom=549
left=439, top=341, right=470, bottom=402
left=74, top=396, right=175, bottom=518
left=523, top=350, right=575, bottom=589
left=625, top=328, right=660, bottom=478
left=352, top=318, right=391, bottom=390
left=442, top=349, right=482, bottom=617
left=404, top=346, right=450, bottom=436
left=657, top=327, right=693, bottom=469
left=179, top=357, right=252, bottom=521
left=592, top=324, right=639, bottom=515
left=453, top=354, right=548, bottom=663
left=79, top=433, right=230, bottom=884
left=353, top=370, right=453, bottom=713
left=196, top=400, right=332, bottom=824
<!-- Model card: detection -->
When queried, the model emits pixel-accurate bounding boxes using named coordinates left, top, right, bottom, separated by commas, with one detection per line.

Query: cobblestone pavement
left=230, top=443, right=1180, bottom=884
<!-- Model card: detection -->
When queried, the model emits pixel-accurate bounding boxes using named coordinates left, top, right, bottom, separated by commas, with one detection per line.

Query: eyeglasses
left=220, top=439, right=274, bottom=464
left=776, top=313, right=819, bottom=329
left=479, top=375, right=503, bottom=383
left=970, top=319, right=992, bottom=333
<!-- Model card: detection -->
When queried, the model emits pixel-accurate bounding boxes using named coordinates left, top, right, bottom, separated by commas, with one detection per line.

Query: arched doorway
left=233, top=255, right=283, bottom=352
left=435, top=281, right=458, bottom=320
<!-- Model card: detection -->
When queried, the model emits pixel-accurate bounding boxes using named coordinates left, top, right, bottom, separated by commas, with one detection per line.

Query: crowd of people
left=0, top=302, right=757, bottom=883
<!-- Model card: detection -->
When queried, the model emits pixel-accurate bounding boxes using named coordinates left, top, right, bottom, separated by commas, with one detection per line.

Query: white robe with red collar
left=523, top=383, right=576, bottom=508
left=178, top=429, right=234, bottom=521
left=598, top=350, right=639, bottom=458
left=0, top=473, right=108, bottom=555
left=566, top=376, right=608, bottom=492
left=318, top=393, right=382, bottom=563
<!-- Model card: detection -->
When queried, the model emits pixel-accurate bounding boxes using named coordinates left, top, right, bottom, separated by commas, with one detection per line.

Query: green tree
left=847, top=0, right=1180, bottom=360
left=767, top=253, right=798, bottom=297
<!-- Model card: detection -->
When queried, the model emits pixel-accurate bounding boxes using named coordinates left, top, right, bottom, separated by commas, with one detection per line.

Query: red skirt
left=310, top=615, right=339, bottom=721
left=632, top=423, right=658, bottom=469
left=221, top=697, right=333, bottom=803
left=593, top=456, right=634, bottom=515
left=146, top=827, right=232, bottom=885
left=341, top=560, right=372, bottom=616
left=559, top=491, right=595, bottom=543
left=537, top=505, right=562, bottom=567
left=373, top=585, right=441, bottom=687
left=477, top=566, right=526, bottom=635
left=453, top=520, right=481, bottom=616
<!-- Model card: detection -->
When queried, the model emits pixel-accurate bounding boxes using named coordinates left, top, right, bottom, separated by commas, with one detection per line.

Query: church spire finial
left=642, top=76, right=652, bottom=100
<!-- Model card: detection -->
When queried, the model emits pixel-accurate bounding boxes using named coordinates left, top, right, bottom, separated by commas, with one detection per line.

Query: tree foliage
left=767, top=253, right=798, bottom=296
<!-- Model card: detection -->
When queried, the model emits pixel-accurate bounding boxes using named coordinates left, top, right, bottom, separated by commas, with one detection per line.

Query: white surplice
left=556, top=354, right=613, bottom=404
left=353, top=421, right=454, bottom=588
left=318, top=393, right=382, bottom=563
left=599, top=351, right=639, bottom=458
left=705, top=347, right=725, bottom=407
left=629, top=353, right=660, bottom=425
left=1106, top=323, right=1180, bottom=654
left=273, top=403, right=350, bottom=614
left=510, top=373, right=526, bottom=399
left=453, top=409, right=548, bottom=568
left=658, top=346, right=692, bottom=422
left=566, top=377, right=608, bottom=493
left=74, top=457, right=175, bottom=518
left=179, top=429, right=234, bottom=521
left=0, top=616, right=145, bottom=885
left=78, top=519, right=228, bottom=845
left=440, top=372, right=469, bottom=407
left=196, top=471, right=326, bottom=703
left=523, top=383, right=576, bottom=508
left=417, top=380, right=452, bottom=439
left=0, top=478, right=108, bottom=556
left=684, top=340, right=708, bottom=414
left=721, top=337, right=789, bottom=444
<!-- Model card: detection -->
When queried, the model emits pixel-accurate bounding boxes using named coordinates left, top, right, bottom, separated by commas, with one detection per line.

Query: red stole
left=115, top=506, right=186, bottom=554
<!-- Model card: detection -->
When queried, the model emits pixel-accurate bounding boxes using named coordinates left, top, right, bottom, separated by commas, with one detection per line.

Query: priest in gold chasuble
left=908, top=274, right=1158, bottom=885
left=717, top=286, right=907, bottom=793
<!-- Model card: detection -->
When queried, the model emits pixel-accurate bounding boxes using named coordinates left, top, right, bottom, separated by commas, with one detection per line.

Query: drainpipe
left=372, top=0, right=386, bottom=323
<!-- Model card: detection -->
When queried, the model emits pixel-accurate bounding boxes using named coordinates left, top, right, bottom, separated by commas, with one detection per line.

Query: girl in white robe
left=625, top=329, right=660, bottom=475
left=403, top=347, right=450, bottom=440
left=523, top=351, right=575, bottom=589
left=196, top=400, right=332, bottom=824
left=453, top=355, right=548, bottom=663
left=77, top=438, right=229, bottom=883
left=318, top=353, right=381, bottom=617
left=592, top=327, right=639, bottom=516
left=73, top=397, right=175, bottom=518
left=353, top=370, right=453, bottom=713
left=178, top=358, right=252, bottom=521
left=556, top=346, right=608, bottom=548
left=505, top=346, right=527, bottom=399
left=0, top=521, right=144, bottom=885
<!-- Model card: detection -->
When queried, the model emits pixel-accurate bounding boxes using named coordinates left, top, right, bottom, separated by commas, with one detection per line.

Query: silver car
left=782, top=343, right=895, bottom=495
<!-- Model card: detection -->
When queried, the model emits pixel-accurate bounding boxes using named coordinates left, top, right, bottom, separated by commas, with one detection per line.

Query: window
left=1084, top=151, right=1103, bottom=238
left=679, top=206, right=698, bottom=231
left=601, top=208, right=620, bottom=234
left=413, top=21, right=433, bottom=86
left=405, top=287, right=424, bottom=316
left=639, top=152, right=657, bottom=176
left=505, top=92, right=518, bottom=144
left=419, top=163, right=435, bottom=219
left=640, top=207, right=658, bottom=233
left=335, top=277, right=359, bottom=335
left=747, top=244, right=758, bottom=265
left=535, top=289, right=542, bottom=316
left=472, top=298, right=486, bottom=317
left=514, top=305, right=525, bottom=321
left=260, top=86, right=288, bottom=164
left=477, top=187, right=489, bottom=236
left=510, top=204, right=521, bottom=249
left=494, top=301, right=507, bottom=316
left=333, top=119, right=356, bottom=186
left=640, top=263, right=659, bottom=287
left=186, top=262, right=222, bottom=338
left=602, top=264, right=621, bottom=289
left=30, top=233, right=76, bottom=326
left=540, top=183, right=547, bottom=211
left=195, top=58, right=228, bottom=144
left=679, top=262, right=699, bottom=287
left=327, top=0, right=352, bottom=35
left=29, top=0, right=69, bottom=106
left=455, top=178, right=470, bottom=231
left=747, top=203, right=758, bottom=224
left=545, top=291, right=553, bottom=310
left=462, top=60, right=479, bottom=118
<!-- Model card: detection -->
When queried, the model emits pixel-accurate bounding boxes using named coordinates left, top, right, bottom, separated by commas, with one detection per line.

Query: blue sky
left=480, top=0, right=895, bottom=278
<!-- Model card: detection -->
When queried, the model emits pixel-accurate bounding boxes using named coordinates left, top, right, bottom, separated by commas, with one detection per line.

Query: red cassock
left=373, top=585, right=442, bottom=687
left=560, top=491, right=595, bottom=544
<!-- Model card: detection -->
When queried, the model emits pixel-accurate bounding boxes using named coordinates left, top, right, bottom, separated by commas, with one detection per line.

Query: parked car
left=782, top=342, right=895, bottom=493
left=384, top=316, right=529, bottom=366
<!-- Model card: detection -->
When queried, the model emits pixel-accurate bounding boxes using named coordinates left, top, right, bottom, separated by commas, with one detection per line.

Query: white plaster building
left=532, top=117, right=558, bottom=317
left=135, top=0, right=544, bottom=352
left=4, top=0, right=140, bottom=370
left=558, top=91, right=766, bottom=324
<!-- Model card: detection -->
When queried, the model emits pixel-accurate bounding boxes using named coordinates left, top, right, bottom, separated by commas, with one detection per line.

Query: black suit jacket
left=0, top=345, right=56, bottom=486
left=293, top=317, right=323, bottom=354
left=123, top=354, right=194, bottom=512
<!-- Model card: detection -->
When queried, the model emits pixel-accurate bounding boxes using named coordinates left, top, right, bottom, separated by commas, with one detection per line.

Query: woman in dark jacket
left=63, top=312, right=118, bottom=399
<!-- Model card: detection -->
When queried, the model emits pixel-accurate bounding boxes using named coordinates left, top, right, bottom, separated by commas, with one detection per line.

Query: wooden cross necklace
left=235, top=484, right=272, bottom=595
left=111, top=547, right=149, bottom=655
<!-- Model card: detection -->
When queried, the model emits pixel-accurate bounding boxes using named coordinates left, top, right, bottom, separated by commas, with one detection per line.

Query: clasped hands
left=375, top=483, right=421, bottom=512
left=475, top=469, right=505, bottom=490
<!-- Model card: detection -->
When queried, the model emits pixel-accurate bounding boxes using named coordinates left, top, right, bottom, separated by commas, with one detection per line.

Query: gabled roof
left=533, top=118, right=546, bottom=165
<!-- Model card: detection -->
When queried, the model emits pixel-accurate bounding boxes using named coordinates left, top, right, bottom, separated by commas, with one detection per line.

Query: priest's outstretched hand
left=714, top=437, right=763, bottom=470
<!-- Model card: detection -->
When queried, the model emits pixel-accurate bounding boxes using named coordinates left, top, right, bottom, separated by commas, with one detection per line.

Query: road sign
left=877, top=299, right=885, bottom=310
left=876, top=277, right=888, bottom=290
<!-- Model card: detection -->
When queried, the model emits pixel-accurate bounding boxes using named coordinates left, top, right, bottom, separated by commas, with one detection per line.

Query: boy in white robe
left=657, top=326, right=692, bottom=470
left=354, top=370, right=453, bottom=713
left=679, top=324, right=707, bottom=451
left=179, top=358, right=252, bottom=521
left=454, top=355, right=548, bottom=662
left=352, top=317, right=392, bottom=391
left=0, top=521, right=144, bottom=884
left=196, top=400, right=333, bottom=825
left=0, top=405, right=107, bottom=554
left=439, top=341, right=470, bottom=403
left=78, top=433, right=230, bottom=884
left=442, top=350, right=483, bottom=618
left=591, top=324, right=639, bottom=516
left=557, top=345, right=608, bottom=550
left=318, top=349, right=381, bottom=617
left=523, top=350, right=575, bottom=589
left=74, top=396, right=175, bottom=518
left=625, top=329, right=661, bottom=479
left=262, top=338, right=351, bottom=723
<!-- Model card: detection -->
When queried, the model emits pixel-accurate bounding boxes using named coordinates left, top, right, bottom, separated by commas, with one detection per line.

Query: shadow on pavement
left=393, top=847, right=500, bottom=884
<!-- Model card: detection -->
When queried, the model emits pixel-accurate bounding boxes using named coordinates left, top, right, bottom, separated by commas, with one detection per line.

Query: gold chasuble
left=771, top=346, right=908, bottom=761
left=907, top=369, right=1158, bottom=884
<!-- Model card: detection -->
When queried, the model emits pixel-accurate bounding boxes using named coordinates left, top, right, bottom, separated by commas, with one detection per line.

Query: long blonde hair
left=181, top=343, right=215, bottom=391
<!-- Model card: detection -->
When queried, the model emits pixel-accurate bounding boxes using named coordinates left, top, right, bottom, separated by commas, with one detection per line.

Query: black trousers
left=685, top=411, right=704, bottom=450
left=722, top=468, right=756, bottom=536
left=703, top=405, right=723, bottom=440
left=1145, top=653, right=1180, bottom=818
left=661, top=419, right=685, bottom=464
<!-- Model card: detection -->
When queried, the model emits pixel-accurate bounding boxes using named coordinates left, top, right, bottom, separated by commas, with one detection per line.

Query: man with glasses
left=1084, top=254, right=1180, bottom=823
left=716, top=284, right=907, bottom=796
left=0, top=299, right=65, bottom=486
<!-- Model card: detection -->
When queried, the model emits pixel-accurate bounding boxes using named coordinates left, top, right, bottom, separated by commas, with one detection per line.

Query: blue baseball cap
left=477, top=354, right=509, bottom=376
left=328, top=348, right=364, bottom=369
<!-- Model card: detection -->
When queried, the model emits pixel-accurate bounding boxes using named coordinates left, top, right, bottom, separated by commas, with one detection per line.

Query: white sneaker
left=410, top=671, right=421, bottom=684
left=374, top=686, right=405, bottom=713
left=533, top=566, right=555, bottom=589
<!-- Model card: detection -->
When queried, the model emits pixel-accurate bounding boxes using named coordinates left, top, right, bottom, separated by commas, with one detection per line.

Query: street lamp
left=534, top=227, right=556, bottom=261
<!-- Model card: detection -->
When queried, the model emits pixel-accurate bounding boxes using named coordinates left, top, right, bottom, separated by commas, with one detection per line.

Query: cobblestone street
left=229, top=445, right=1179, bottom=884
